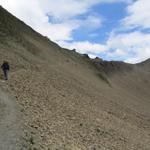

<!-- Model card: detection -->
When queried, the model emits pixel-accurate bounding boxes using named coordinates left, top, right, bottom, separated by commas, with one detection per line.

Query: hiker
left=1, top=61, right=10, bottom=80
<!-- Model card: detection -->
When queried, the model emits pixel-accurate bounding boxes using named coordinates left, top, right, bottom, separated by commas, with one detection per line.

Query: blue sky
left=73, top=2, right=128, bottom=43
left=0, top=0, right=150, bottom=63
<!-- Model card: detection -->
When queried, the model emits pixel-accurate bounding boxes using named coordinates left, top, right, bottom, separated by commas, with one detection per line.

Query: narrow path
left=0, top=84, right=23, bottom=150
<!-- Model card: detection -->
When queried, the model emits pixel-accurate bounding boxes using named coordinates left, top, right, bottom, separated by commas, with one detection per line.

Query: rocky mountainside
left=0, top=6, right=150, bottom=150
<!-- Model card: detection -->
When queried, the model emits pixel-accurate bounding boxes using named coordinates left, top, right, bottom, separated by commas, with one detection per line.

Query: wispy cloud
left=60, top=41, right=107, bottom=54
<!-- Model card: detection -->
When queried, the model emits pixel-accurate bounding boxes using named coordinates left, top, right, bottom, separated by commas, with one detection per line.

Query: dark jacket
left=1, top=62, right=10, bottom=71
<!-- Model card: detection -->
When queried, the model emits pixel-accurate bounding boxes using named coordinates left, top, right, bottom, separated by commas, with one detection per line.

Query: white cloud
left=36, top=21, right=79, bottom=41
left=59, top=41, right=107, bottom=54
left=107, top=49, right=127, bottom=57
left=81, top=15, right=103, bottom=30
left=125, top=47, right=150, bottom=64
left=106, top=31, right=150, bottom=63
left=122, top=0, right=150, bottom=29
left=38, top=0, right=99, bottom=20
left=88, top=54, right=97, bottom=59
left=107, top=32, right=150, bottom=49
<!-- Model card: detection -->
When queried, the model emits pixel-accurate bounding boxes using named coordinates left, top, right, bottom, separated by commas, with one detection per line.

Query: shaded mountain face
left=0, top=6, right=150, bottom=150
left=92, top=59, right=133, bottom=74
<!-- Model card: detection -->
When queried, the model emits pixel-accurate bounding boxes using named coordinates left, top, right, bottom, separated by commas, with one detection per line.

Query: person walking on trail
left=1, top=61, right=10, bottom=80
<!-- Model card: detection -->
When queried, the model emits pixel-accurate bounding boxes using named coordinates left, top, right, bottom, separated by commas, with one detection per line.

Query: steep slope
left=0, top=6, right=150, bottom=150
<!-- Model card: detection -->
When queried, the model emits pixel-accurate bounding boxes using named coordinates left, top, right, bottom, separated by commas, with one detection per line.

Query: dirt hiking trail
left=0, top=81, right=23, bottom=150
